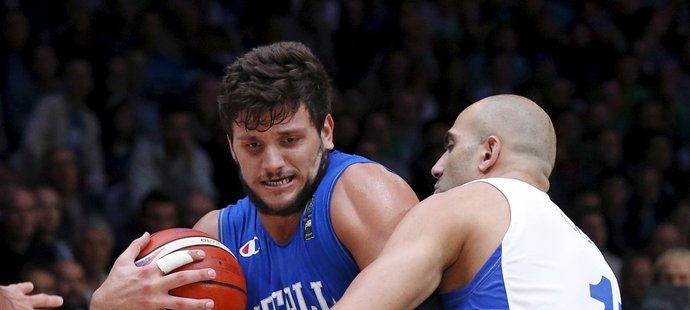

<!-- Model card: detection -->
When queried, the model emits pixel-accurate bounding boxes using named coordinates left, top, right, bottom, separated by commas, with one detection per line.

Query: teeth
left=266, top=178, right=291, bottom=186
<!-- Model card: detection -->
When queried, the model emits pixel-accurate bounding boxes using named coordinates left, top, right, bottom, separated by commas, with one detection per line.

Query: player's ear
left=321, top=114, right=334, bottom=150
left=226, top=135, right=237, bottom=161
left=479, top=135, right=500, bottom=173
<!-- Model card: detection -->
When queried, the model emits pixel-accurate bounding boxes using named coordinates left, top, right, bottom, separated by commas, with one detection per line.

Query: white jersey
left=440, top=178, right=622, bottom=310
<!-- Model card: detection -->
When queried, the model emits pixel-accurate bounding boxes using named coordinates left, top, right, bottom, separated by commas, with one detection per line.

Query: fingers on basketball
left=135, top=228, right=247, bottom=310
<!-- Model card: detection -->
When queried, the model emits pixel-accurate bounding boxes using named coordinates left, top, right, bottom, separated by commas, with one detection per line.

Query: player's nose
left=261, top=145, right=286, bottom=171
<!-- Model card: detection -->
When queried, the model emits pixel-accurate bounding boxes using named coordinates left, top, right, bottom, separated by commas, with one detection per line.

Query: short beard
left=238, top=146, right=330, bottom=217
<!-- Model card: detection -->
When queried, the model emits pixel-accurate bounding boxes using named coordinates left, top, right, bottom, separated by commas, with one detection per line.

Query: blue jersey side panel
left=218, top=151, right=374, bottom=309
left=441, top=245, right=509, bottom=309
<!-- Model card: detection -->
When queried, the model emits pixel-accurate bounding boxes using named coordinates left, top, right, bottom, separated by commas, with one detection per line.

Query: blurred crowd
left=1, top=0, right=690, bottom=309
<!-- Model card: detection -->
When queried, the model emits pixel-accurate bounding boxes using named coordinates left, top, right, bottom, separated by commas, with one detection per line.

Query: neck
left=500, top=171, right=550, bottom=192
left=258, top=213, right=301, bottom=244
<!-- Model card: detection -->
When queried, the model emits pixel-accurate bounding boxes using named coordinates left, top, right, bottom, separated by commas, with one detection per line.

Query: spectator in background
left=410, top=120, right=451, bottom=199
left=29, top=44, right=61, bottom=101
left=128, top=105, right=216, bottom=209
left=646, top=247, right=690, bottom=308
left=385, top=90, right=426, bottom=180
left=72, top=216, right=114, bottom=297
left=188, top=75, right=244, bottom=205
left=646, top=221, right=682, bottom=263
left=136, top=190, right=180, bottom=234
left=360, top=50, right=414, bottom=111
left=626, top=165, right=676, bottom=247
left=593, top=128, right=626, bottom=177
left=52, top=2, right=97, bottom=62
left=189, top=75, right=222, bottom=145
left=620, top=252, right=654, bottom=310
left=53, top=260, right=89, bottom=310
left=40, top=147, right=101, bottom=240
left=0, top=100, right=6, bottom=156
left=356, top=112, right=406, bottom=176
left=33, top=185, right=73, bottom=261
left=1, top=43, right=61, bottom=157
left=115, top=190, right=180, bottom=253
left=179, top=191, right=216, bottom=228
left=0, top=185, right=59, bottom=285
left=18, top=59, right=105, bottom=195
left=599, top=173, right=632, bottom=254
left=670, top=200, right=690, bottom=249
left=96, top=53, right=163, bottom=240
left=101, top=99, right=137, bottom=187
left=574, top=206, right=623, bottom=279
left=131, top=9, right=193, bottom=100
left=655, top=247, right=690, bottom=287
left=95, top=54, right=161, bottom=144
left=115, top=189, right=179, bottom=253
left=20, top=265, right=57, bottom=295
left=0, top=10, right=34, bottom=153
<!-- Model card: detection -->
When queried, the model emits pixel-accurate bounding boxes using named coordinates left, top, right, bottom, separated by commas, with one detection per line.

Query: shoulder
left=338, top=162, right=412, bottom=192
left=193, top=209, right=221, bottom=239
left=330, top=162, right=419, bottom=267
left=333, top=162, right=418, bottom=213
left=405, top=181, right=510, bottom=289
left=410, top=180, right=508, bottom=233
left=424, top=181, right=510, bottom=231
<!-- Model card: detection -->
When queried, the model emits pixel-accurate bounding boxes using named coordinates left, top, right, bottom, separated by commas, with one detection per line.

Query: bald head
left=461, top=94, right=556, bottom=176
left=431, top=94, right=557, bottom=192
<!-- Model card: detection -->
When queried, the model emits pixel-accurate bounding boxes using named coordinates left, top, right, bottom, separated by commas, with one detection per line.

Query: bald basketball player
left=333, top=94, right=622, bottom=309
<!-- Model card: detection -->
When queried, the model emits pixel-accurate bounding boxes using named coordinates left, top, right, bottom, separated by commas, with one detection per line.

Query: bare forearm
left=334, top=253, right=439, bottom=309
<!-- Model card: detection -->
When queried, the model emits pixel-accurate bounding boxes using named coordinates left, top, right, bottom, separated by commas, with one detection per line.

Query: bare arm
left=333, top=192, right=465, bottom=309
left=0, top=282, right=63, bottom=310
left=331, top=163, right=420, bottom=268
left=333, top=181, right=510, bottom=309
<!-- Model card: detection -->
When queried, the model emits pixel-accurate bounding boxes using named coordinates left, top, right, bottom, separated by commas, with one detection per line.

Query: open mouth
left=263, top=176, right=294, bottom=187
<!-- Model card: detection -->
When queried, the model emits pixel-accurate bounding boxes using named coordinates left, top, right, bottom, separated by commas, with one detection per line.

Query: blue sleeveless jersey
left=218, top=151, right=374, bottom=310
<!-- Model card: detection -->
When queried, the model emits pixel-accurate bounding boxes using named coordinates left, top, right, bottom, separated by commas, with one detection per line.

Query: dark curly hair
left=218, top=41, right=332, bottom=139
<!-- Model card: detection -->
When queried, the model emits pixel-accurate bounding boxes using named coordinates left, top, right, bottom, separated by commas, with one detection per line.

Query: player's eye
left=283, top=137, right=299, bottom=144
left=245, top=142, right=260, bottom=149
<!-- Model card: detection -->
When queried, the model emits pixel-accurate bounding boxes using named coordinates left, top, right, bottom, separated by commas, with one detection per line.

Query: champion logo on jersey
left=239, top=236, right=260, bottom=257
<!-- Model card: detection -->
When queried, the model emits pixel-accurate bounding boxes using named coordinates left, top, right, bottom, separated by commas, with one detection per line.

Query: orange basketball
left=135, top=228, right=247, bottom=310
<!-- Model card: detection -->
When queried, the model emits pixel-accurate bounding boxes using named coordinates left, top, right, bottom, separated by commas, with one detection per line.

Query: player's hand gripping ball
left=135, top=228, right=247, bottom=310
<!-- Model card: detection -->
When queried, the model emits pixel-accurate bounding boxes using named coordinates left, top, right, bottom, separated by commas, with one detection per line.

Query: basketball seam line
left=199, top=280, right=247, bottom=295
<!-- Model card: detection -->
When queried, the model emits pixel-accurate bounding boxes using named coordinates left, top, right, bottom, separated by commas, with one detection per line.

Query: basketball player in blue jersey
left=333, top=94, right=622, bottom=309
left=91, top=41, right=439, bottom=309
